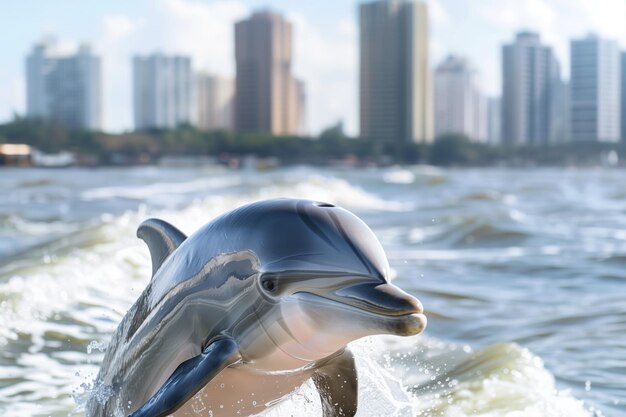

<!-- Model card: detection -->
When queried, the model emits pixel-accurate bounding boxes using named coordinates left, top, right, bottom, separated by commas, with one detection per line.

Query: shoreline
left=2, top=120, right=626, bottom=169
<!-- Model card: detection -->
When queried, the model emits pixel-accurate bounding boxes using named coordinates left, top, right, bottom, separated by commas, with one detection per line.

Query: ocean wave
left=80, top=176, right=243, bottom=201
left=408, top=214, right=530, bottom=248
left=410, top=342, right=590, bottom=417
left=0, top=206, right=592, bottom=417
left=0, top=167, right=604, bottom=416
left=382, top=166, right=448, bottom=186
left=255, top=337, right=591, bottom=417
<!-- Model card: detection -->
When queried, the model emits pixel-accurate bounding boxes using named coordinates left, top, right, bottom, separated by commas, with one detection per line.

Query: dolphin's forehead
left=228, top=199, right=390, bottom=280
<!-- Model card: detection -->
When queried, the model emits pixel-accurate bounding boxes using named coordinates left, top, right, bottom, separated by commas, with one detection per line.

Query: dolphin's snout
left=334, top=282, right=423, bottom=316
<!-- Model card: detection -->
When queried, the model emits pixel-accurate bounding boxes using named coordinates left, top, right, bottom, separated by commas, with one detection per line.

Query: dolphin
left=87, top=198, right=426, bottom=417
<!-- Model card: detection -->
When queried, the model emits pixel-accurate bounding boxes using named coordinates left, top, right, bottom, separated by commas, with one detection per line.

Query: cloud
left=485, top=0, right=555, bottom=27
left=288, top=12, right=358, bottom=135
left=426, top=0, right=450, bottom=26
left=482, top=0, right=557, bottom=40
left=103, top=15, right=145, bottom=40
left=156, top=0, right=248, bottom=74
left=577, top=0, right=626, bottom=44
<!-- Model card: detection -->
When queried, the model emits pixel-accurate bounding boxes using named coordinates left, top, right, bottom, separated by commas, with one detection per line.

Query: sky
left=0, top=0, right=624, bottom=135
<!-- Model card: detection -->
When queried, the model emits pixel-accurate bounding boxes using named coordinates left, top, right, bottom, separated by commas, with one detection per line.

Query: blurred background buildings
left=570, top=34, right=621, bottom=143
left=196, top=73, right=234, bottom=131
left=17, top=0, right=626, bottom=147
left=132, top=53, right=193, bottom=130
left=434, top=55, right=486, bottom=142
left=234, top=11, right=303, bottom=135
left=501, top=32, right=565, bottom=145
left=26, top=39, right=101, bottom=130
left=359, top=0, right=432, bottom=144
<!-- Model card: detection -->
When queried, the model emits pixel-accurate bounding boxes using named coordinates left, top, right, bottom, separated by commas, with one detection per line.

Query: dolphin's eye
left=262, top=279, right=277, bottom=292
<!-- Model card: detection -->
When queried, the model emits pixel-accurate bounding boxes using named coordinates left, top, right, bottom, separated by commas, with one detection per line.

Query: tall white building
left=133, top=54, right=192, bottom=130
left=570, top=34, right=621, bottom=142
left=359, top=0, right=432, bottom=143
left=487, top=97, right=501, bottom=144
left=26, top=40, right=101, bottom=130
left=196, top=74, right=234, bottom=131
left=296, top=79, right=307, bottom=135
left=502, top=32, right=565, bottom=145
left=434, top=55, right=486, bottom=142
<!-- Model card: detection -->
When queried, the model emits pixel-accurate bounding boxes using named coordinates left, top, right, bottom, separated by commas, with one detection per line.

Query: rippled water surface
left=0, top=166, right=624, bottom=416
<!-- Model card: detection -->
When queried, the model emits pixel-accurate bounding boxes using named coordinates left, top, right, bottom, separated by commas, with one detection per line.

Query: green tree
left=431, top=133, right=479, bottom=166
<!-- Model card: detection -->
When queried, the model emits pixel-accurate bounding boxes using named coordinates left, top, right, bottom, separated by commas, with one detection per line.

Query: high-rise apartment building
left=359, top=0, right=432, bottom=143
left=133, top=54, right=192, bottom=130
left=196, top=74, right=234, bottom=131
left=296, top=79, right=307, bottom=135
left=234, top=11, right=302, bottom=135
left=570, top=35, right=621, bottom=143
left=487, top=97, right=501, bottom=144
left=26, top=39, right=101, bottom=130
left=434, top=55, right=486, bottom=142
left=501, top=32, right=565, bottom=145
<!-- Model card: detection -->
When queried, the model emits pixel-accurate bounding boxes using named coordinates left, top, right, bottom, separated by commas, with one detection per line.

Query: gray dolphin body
left=87, top=198, right=426, bottom=417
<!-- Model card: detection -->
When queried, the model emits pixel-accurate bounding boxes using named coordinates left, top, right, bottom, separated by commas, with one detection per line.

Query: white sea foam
left=80, top=176, right=242, bottom=201
left=384, top=169, right=416, bottom=184
left=255, top=336, right=591, bottom=417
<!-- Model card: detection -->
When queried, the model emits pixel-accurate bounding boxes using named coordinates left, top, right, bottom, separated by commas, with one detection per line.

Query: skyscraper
left=621, top=52, right=626, bottom=141
left=487, top=97, right=501, bottom=144
left=359, top=0, right=432, bottom=144
left=296, top=79, right=307, bottom=135
left=434, top=55, right=486, bottom=142
left=570, top=34, right=621, bottom=142
left=196, top=74, right=234, bottom=131
left=26, top=39, right=101, bottom=130
left=501, top=32, right=564, bottom=145
left=133, top=54, right=192, bottom=130
left=234, top=11, right=302, bottom=135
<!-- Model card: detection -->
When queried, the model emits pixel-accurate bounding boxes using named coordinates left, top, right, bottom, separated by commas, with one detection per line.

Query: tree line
left=0, top=117, right=623, bottom=167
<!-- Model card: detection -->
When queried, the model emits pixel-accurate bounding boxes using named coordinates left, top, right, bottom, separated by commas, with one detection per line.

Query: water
left=0, top=165, right=623, bottom=416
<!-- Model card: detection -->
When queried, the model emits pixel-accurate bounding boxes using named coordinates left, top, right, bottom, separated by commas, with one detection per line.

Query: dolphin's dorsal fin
left=137, top=218, right=187, bottom=277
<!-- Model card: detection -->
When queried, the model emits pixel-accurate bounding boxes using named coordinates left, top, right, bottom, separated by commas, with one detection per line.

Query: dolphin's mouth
left=332, top=282, right=424, bottom=317
left=296, top=282, right=427, bottom=336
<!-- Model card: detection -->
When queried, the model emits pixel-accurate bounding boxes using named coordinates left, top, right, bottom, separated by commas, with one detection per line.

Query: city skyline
left=0, top=0, right=624, bottom=136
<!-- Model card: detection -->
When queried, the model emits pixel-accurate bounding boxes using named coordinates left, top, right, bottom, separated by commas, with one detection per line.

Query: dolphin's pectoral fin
left=312, top=349, right=358, bottom=417
left=128, top=338, right=240, bottom=417
left=137, top=218, right=187, bottom=277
